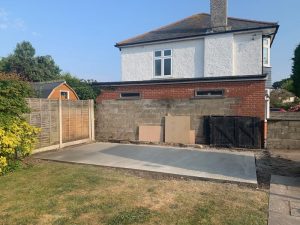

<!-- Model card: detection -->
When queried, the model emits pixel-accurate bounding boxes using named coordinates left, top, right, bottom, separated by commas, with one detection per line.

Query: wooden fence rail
left=25, top=98, right=94, bottom=153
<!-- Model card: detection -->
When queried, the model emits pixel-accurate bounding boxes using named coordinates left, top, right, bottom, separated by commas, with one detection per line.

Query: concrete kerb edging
left=37, top=157, right=258, bottom=189
left=33, top=141, right=259, bottom=157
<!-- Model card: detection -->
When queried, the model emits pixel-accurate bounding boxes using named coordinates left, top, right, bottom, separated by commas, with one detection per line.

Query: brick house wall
left=97, top=80, right=265, bottom=119
left=95, top=78, right=266, bottom=144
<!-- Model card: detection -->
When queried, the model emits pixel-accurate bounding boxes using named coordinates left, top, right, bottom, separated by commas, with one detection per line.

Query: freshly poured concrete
left=35, top=142, right=258, bottom=185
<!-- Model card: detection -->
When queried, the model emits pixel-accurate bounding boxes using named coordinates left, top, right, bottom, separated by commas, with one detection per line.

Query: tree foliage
left=61, top=73, right=99, bottom=100
left=273, top=78, right=294, bottom=93
left=0, top=42, right=61, bottom=82
left=291, top=44, right=300, bottom=97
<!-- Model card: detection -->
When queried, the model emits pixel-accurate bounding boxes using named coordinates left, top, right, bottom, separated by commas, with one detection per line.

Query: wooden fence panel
left=62, top=100, right=90, bottom=143
left=27, top=99, right=60, bottom=149
left=26, top=98, right=94, bottom=152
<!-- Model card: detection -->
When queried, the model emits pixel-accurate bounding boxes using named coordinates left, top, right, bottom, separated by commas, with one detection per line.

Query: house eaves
left=93, top=74, right=268, bottom=88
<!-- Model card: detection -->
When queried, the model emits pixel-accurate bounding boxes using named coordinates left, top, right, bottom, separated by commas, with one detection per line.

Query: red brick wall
left=97, top=80, right=266, bottom=120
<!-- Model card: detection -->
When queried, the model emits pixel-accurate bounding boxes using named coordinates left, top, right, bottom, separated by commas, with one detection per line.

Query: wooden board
left=189, top=130, right=196, bottom=144
left=165, top=116, right=191, bottom=144
left=139, top=126, right=163, bottom=142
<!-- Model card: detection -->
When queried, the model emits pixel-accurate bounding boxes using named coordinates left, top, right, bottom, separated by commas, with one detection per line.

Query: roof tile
left=116, top=13, right=278, bottom=47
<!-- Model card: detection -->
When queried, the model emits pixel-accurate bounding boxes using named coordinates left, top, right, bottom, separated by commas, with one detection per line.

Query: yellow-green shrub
left=0, top=156, right=7, bottom=174
left=0, top=118, right=39, bottom=174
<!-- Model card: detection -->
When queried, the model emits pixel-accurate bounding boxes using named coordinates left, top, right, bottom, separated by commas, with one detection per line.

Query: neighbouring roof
left=93, top=74, right=268, bottom=87
left=116, top=13, right=279, bottom=48
left=32, top=81, right=66, bottom=98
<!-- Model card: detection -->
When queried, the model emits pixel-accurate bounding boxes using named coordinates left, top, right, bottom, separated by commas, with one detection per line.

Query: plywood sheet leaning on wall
left=189, top=130, right=196, bottom=144
left=139, top=126, right=163, bottom=142
left=165, top=115, right=191, bottom=144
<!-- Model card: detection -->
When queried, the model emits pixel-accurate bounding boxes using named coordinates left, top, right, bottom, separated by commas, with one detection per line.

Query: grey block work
left=268, top=175, right=300, bottom=225
left=268, top=113, right=300, bottom=150
left=96, top=98, right=238, bottom=144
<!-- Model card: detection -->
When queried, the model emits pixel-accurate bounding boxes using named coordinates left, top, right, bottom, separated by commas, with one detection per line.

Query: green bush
left=0, top=72, right=39, bottom=174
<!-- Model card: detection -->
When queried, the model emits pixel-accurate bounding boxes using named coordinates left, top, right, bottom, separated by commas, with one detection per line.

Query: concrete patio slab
left=35, top=142, right=257, bottom=185
left=268, top=175, right=300, bottom=225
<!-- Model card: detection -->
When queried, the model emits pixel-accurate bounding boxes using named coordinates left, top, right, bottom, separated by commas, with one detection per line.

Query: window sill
left=117, top=97, right=141, bottom=101
left=152, top=76, right=173, bottom=80
left=191, top=96, right=225, bottom=100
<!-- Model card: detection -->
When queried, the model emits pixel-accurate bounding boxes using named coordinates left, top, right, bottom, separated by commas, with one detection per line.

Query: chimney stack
left=210, top=0, right=230, bottom=32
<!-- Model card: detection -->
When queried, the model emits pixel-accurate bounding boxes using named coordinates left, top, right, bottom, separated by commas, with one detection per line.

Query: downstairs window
left=120, top=92, right=141, bottom=99
left=195, top=89, right=224, bottom=98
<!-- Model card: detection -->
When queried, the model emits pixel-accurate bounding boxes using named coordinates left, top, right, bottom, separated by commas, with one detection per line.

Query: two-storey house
left=95, top=0, right=279, bottom=144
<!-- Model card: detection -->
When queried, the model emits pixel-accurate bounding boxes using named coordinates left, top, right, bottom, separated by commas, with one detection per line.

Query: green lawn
left=0, top=160, right=268, bottom=225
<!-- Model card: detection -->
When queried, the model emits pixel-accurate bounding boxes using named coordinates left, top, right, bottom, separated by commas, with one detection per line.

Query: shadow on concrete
left=256, top=150, right=300, bottom=189
left=101, top=145, right=255, bottom=181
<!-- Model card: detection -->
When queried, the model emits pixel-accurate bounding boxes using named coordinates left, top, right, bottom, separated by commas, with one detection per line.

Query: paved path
left=268, top=175, right=300, bottom=225
left=35, top=142, right=257, bottom=185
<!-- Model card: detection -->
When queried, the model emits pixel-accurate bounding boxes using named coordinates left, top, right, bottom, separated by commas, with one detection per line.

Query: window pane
left=61, top=92, right=68, bottom=99
left=155, top=59, right=162, bottom=76
left=196, top=90, right=224, bottom=97
left=164, top=50, right=171, bottom=56
left=155, top=51, right=161, bottom=57
left=164, top=58, right=171, bottom=76
left=120, top=92, right=140, bottom=98
left=263, top=47, right=269, bottom=65
left=263, top=38, right=269, bottom=46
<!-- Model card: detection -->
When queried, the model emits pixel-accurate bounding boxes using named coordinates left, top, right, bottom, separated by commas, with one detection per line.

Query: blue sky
left=0, top=0, right=299, bottom=82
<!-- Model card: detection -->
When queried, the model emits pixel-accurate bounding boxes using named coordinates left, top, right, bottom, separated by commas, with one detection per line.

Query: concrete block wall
left=96, top=98, right=238, bottom=143
left=267, top=112, right=300, bottom=150
left=95, top=80, right=265, bottom=144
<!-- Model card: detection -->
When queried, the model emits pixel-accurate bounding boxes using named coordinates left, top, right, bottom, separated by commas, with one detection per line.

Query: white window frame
left=60, top=90, right=70, bottom=100
left=195, top=89, right=225, bottom=98
left=263, top=38, right=271, bottom=67
left=153, top=49, right=172, bottom=78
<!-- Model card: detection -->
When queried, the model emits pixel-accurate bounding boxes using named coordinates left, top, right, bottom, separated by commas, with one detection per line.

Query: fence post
left=91, top=100, right=95, bottom=141
left=59, top=99, right=63, bottom=148
left=88, top=100, right=95, bottom=142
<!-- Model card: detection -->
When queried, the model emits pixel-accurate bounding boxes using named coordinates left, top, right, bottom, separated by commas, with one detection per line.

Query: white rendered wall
left=204, top=33, right=234, bottom=77
left=121, top=39, right=204, bottom=81
left=120, top=31, right=264, bottom=81
left=233, top=32, right=262, bottom=75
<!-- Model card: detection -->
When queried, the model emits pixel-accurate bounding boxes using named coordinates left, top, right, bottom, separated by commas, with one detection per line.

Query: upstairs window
left=263, top=38, right=270, bottom=67
left=154, top=50, right=172, bottom=77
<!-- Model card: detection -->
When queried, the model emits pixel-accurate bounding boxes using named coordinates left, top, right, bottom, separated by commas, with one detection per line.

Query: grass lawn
left=0, top=160, right=268, bottom=225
